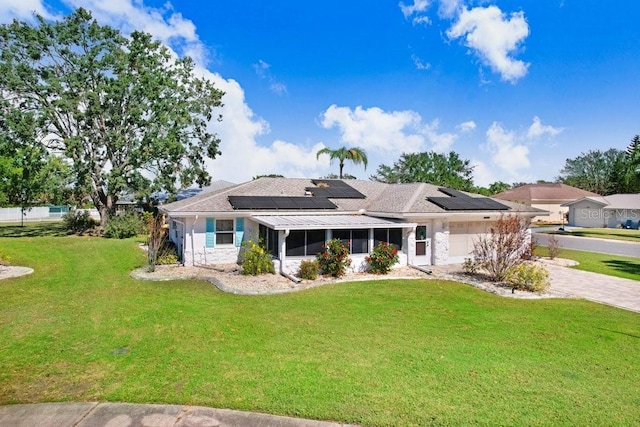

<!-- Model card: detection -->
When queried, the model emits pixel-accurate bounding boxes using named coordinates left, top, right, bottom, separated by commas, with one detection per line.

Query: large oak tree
left=370, top=151, right=474, bottom=191
left=0, top=9, right=224, bottom=225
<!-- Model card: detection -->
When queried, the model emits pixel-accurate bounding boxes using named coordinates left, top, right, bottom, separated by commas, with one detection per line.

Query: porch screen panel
left=351, top=229, right=369, bottom=254
left=286, top=230, right=306, bottom=256
left=306, top=230, right=326, bottom=256
left=389, top=228, right=402, bottom=250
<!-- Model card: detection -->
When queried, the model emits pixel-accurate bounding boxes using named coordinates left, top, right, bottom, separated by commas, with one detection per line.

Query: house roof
left=160, top=177, right=545, bottom=217
left=493, top=183, right=599, bottom=202
left=563, top=194, right=640, bottom=209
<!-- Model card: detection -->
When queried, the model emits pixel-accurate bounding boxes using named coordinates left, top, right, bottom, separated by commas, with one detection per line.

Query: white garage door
left=449, top=222, right=489, bottom=262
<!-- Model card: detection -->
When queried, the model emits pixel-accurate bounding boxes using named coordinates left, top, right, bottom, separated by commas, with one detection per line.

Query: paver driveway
left=545, top=264, right=640, bottom=313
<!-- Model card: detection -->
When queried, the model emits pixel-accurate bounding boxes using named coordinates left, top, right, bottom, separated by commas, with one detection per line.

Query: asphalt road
left=533, top=232, right=640, bottom=258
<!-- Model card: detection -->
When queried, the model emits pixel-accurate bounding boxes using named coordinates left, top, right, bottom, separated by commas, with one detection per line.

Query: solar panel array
left=427, top=187, right=510, bottom=211
left=228, top=196, right=337, bottom=210
left=307, top=180, right=366, bottom=199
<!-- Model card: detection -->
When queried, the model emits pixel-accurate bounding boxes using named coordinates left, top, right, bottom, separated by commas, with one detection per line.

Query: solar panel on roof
left=306, top=179, right=366, bottom=199
left=228, top=196, right=337, bottom=210
left=428, top=188, right=510, bottom=211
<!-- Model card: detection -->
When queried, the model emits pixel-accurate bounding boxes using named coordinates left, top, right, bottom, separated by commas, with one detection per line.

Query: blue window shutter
left=205, top=218, right=215, bottom=247
left=235, top=218, right=244, bottom=247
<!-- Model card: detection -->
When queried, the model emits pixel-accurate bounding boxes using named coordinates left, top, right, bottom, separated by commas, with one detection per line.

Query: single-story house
left=160, top=177, right=546, bottom=274
left=562, top=194, right=640, bottom=228
left=493, top=183, right=598, bottom=223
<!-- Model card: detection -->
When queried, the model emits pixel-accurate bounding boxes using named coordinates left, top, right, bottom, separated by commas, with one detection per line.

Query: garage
left=449, top=222, right=490, bottom=262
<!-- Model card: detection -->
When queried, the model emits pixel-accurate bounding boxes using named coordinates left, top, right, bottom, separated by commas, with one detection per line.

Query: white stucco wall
left=171, top=216, right=258, bottom=266
left=432, top=219, right=450, bottom=265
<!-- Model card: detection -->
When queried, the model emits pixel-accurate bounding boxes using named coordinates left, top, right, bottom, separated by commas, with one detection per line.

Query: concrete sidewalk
left=0, top=402, right=359, bottom=427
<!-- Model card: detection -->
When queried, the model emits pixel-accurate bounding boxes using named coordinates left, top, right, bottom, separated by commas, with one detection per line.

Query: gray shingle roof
left=160, top=177, right=544, bottom=216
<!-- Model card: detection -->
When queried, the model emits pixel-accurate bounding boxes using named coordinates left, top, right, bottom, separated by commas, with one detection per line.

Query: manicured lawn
left=536, top=247, right=640, bottom=281
left=1, top=234, right=639, bottom=426
left=545, top=227, right=640, bottom=243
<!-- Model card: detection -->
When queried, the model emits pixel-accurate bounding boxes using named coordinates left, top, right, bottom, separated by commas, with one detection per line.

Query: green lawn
left=536, top=247, right=640, bottom=281
left=545, top=227, right=640, bottom=243
left=1, top=234, right=639, bottom=426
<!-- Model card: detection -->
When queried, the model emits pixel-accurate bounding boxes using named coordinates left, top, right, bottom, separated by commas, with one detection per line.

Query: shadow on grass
left=0, top=222, right=73, bottom=238
left=602, top=259, right=640, bottom=278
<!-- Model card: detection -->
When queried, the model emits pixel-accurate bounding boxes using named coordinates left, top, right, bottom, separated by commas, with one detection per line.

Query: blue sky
left=2, top=0, right=639, bottom=186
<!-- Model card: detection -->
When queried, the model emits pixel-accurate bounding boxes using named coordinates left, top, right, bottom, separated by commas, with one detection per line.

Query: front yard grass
left=1, top=234, right=639, bottom=426
left=536, top=246, right=640, bottom=281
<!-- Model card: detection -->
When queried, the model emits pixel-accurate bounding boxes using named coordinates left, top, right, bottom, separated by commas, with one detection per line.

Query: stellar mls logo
left=578, top=209, right=639, bottom=220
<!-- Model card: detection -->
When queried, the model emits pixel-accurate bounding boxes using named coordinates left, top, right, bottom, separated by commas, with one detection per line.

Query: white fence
left=0, top=206, right=100, bottom=223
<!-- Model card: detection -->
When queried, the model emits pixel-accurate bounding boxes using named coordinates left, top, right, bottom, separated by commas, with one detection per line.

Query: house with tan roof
left=493, top=183, right=599, bottom=223
left=562, top=194, right=640, bottom=228
left=160, top=177, right=546, bottom=274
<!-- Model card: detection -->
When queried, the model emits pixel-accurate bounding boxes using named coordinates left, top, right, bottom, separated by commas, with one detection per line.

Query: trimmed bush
left=104, top=211, right=144, bottom=239
left=62, top=210, right=97, bottom=233
left=316, top=238, right=351, bottom=277
left=506, top=262, right=550, bottom=294
left=462, top=257, right=479, bottom=275
left=240, top=240, right=275, bottom=275
left=298, top=259, right=319, bottom=280
left=365, top=242, right=399, bottom=274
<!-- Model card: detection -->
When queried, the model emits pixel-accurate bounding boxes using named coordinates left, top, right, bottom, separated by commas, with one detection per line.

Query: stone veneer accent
left=433, top=219, right=449, bottom=265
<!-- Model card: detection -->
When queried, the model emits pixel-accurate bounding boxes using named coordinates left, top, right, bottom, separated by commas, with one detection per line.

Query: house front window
left=215, top=219, right=234, bottom=245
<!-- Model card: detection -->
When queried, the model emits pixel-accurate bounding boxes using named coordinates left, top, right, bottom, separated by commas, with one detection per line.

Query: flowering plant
left=365, top=242, right=399, bottom=274
left=316, top=238, right=351, bottom=277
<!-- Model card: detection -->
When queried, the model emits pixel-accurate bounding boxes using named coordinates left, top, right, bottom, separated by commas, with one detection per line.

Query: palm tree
left=316, top=146, right=368, bottom=179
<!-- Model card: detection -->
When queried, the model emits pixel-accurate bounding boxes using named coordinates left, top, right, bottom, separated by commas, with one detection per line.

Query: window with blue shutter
left=235, top=218, right=244, bottom=247
left=205, top=218, right=215, bottom=247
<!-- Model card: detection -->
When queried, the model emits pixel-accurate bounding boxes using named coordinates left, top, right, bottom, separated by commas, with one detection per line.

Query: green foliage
left=0, top=9, right=224, bottom=225
left=62, top=210, right=97, bottom=233
left=316, top=146, right=368, bottom=179
left=240, top=240, right=275, bottom=275
left=365, top=242, right=399, bottom=274
left=506, top=262, right=551, bottom=293
left=297, top=259, right=319, bottom=280
left=558, top=148, right=626, bottom=195
left=371, top=151, right=475, bottom=191
left=316, top=238, right=351, bottom=277
left=103, top=211, right=144, bottom=239
left=156, top=241, right=179, bottom=265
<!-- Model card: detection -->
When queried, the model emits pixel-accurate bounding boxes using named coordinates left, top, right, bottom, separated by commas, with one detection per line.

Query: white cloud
left=321, top=105, right=426, bottom=154
left=63, top=0, right=208, bottom=64
left=470, top=159, right=495, bottom=188
left=438, top=0, right=463, bottom=18
left=253, top=59, right=288, bottom=95
left=457, top=120, right=476, bottom=133
left=0, top=0, right=55, bottom=23
left=399, top=0, right=432, bottom=25
left=527, top=116, right=563, bottom=139
left=423, top=119, right=457, bottom=153
left=411, top=54, right=431, bottom=70
left=484, top=122, right=530, bottom=176
left=446, top=5, right=530, bottom=83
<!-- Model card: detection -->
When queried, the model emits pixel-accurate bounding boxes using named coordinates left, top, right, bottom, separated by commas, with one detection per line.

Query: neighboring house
left=160, top=177, right=546, bottom=274
left=563, top=194, right=640, bottom=228
left=493, top=183, right=599, bottom=223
